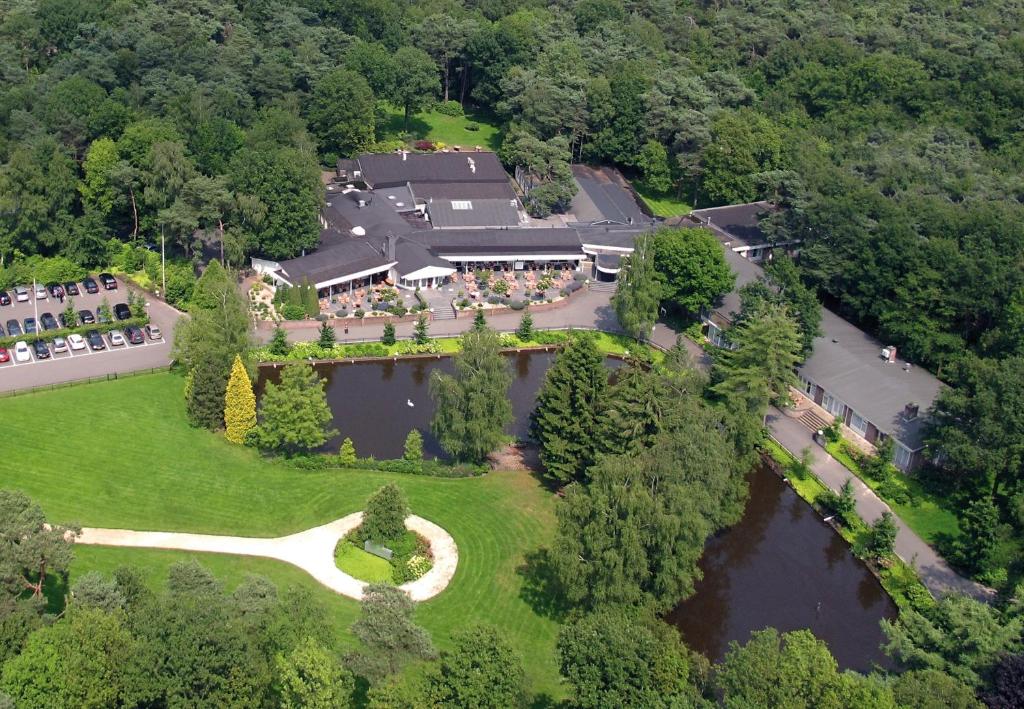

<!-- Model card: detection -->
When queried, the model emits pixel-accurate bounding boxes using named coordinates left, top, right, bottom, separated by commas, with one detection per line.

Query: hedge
left=287, top=453, right=483, bottom=478
left=0, top=315, right=150, bottom=350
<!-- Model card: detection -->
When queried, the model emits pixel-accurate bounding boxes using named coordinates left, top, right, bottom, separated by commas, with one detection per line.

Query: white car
left=67, top=333, right=86, bottom=351
left=13, top=341, right=30, bottom=362
left=34, top=284, right=47, bottom=299
left=52, top=336, right=68, bottom=353
left=108, top=330, right=126, bottom=346
left=13, top=286, right=28, bottom=302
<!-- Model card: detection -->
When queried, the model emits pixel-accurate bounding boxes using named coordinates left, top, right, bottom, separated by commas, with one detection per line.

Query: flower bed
left=335, top=528, right=434, bottom=584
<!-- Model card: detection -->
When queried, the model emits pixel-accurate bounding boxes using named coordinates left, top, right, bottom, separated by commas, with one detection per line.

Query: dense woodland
left=2, top=0, right=1024, bottom=704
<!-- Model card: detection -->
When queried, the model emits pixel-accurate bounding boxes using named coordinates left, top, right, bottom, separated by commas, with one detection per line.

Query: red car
left=0, top=347, right=9, bottom=363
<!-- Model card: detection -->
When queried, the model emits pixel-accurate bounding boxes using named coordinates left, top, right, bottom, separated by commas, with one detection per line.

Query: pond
left=257, top=351, right=897, bottom=671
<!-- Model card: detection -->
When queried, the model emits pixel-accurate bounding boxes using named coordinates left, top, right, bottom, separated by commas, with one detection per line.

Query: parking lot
left=0, top=277, right=183, bottom=393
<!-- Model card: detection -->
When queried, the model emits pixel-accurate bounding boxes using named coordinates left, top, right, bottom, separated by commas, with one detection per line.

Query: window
left=849, top=411, right=868, bottom=436
left=893, top=442, right=912, bottom=471
left=451, top=200, right=472, bottom=210
left=821, top=393, right=845, bottom=417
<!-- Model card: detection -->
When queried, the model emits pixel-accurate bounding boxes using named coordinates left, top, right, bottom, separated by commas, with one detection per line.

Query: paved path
left=767, top=409, right=993, bottom=602
left=78, top=514, right=458, bottom=602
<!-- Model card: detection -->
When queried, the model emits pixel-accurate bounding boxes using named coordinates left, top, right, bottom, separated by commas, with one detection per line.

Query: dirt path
left=77, top=513, right=458, bottom=602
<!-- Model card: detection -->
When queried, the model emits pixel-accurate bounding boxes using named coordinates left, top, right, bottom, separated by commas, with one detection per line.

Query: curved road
left=77, top=513, right=458, bottom=602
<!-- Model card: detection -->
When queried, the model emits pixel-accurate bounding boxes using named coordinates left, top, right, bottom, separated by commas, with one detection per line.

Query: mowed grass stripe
left=5, top=372, right=563, bottom=695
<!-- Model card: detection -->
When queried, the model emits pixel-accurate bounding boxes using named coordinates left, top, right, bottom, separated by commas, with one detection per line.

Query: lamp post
left=160, top=223, right=166, bottom=299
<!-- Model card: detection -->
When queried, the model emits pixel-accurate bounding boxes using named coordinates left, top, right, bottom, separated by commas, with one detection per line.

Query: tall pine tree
left=530, top=333, right=608, bottom=483
left=223, top=354, right=256, bottom=444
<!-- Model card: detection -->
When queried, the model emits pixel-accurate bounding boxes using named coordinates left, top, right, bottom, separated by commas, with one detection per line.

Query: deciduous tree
left=350, top=584, right=435, bottom=682
left=0, top=490, right=80, bottom=599
left=652, top=227, right=734, bottom=315
left=426, top=625, right=524, bottom=709
left=276, top=637, right=355, bottom=709
left=252, top=364, right=337, bottom=456
left=612, top=233, right=662, bottom=340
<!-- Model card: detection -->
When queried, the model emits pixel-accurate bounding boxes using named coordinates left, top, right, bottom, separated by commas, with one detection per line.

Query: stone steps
left=798, top=409, right=833, bottom=433
left=432, top=307, right=457, bottom=321
left=589, top=280, right=617, bottom=293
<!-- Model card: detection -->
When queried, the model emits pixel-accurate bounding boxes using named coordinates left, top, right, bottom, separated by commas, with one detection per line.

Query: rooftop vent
left=387, top=194, right=395, bottom=200
left=904, top=402, right=919, bottom=420
left=903, top=362, right=912, bottom=372
left=351, top=226, right=366, bottom=236
left=881, top=346, right=897, bottom=363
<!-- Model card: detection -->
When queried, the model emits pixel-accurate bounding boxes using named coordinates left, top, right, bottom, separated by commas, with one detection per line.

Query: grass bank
left=634, top=184, right=693, bottom=218
left=2, top=372, right=563, bottom=695
left=379, top=106, right=503, bottom=151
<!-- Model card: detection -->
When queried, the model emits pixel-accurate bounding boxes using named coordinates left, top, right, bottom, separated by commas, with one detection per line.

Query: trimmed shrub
left=573, top=272, right=587, bottom=282
left=435, top=100, right=464, bottom=116
left=354, top=309, right=365, bottom=318
left=315, top=313, right=330, bottom=322
left=281, top=303, right=305, bottom=320
left=487, top=295, right=501, bottom=305
left=508, top=299, right=526, bottom=310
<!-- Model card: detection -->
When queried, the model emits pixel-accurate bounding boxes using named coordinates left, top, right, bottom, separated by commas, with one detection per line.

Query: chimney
left=402, top=150, right=407, bottom=161
left=386, top=234, right=397, bottom=261
left=468, top=157, right=475, bottom=174
left=904, top=402, right=919, bottom=420
left=887, top=346, right=897, bottom=363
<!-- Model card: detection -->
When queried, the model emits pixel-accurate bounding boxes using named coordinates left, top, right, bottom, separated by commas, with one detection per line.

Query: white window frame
left=821, top=393, right=845, bottom=417
left=848, top=410, right=868, bottom=436
left=893, top=442, right=912, bottom=470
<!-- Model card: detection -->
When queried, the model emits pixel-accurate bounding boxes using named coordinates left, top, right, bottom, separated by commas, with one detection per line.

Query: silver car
left=13, top=286, right=28, bottom=302
left=34, top=283, right=47, bottom=299
left=52, top=336, right=68, bottom=353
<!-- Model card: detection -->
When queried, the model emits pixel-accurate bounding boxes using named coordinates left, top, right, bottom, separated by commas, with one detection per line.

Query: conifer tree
left=381, top=321, right=396, bottom=346
left=338, top=437, right=357, bottom=466
left=530, top=333, right=608, bottom=483
left=413, top=313, right=429, bottom=345
left=269, top=325, right=290, bottom=356
left=516, top=311, right=533, bottom=341
left=223, top=354, right=256, bottom=444
left=403, top=429, right=424, bottom=463
left=362, top=484, right=409, bottom=542
left=317, top=321, right=335, bottom=348
left=252, top=364, right=337, bottom=455
left=472, top=307, right=486, bottom=331
left=612, top=234, right=662, bottom=341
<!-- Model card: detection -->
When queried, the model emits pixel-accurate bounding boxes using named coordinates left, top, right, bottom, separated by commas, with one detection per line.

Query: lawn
left=634, top=184, right=693, bottom=218
left=2, top=372, right=563, bottom=695
left=824, top=441, right=961, bottom=546
left=379, top=105, right=503, bottom=151
left=335, top=542, right=395, bottom=583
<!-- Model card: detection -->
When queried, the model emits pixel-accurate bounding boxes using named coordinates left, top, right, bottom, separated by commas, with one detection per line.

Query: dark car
left=46, top=283, right=64, bottom=298
left=113, top=303, right=131, bottom=321
left=124, top=325, right=144, bottom=344
left=86, top=329, right=106, bottom=350
left=0, top=291, right=9, bottom=306
left=5, top=319, right=21, bottom=337
left=23, top=317, right=36, bottom=334
left=78, top=309, right=95, bottom=325
left=95, top=307, right=111, bottom=324
left=82, top=276, right=99, bottom=294
left=0, top=323, right=4, bottom=337
left=64, top=281, right=80, bottom=296
left=32, top=340, right=50, bottom=359
left=40, top=312, right=59, bottom=331
left=98, top=273, right=117, bottom=290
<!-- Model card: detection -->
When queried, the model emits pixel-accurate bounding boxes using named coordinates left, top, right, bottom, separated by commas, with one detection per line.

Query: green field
left=380, top=105, right=503, bottom=151
left=634, top=184, right=693, bottom=218
left=2, top=372, right=563, bottom=694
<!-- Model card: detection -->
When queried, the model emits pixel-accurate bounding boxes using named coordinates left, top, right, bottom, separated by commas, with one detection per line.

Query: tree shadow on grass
left=517, top=548, right=572, bottom=622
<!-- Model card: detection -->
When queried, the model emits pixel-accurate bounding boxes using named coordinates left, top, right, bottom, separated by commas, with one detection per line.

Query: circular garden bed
left=334, top=527, right=434, bottom=585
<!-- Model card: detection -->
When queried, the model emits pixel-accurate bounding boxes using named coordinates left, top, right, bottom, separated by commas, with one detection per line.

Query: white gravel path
left=77, top=513, right=458, bottom=602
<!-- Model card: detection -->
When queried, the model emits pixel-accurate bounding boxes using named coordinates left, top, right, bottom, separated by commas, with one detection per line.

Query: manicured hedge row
left=287, top=453, right=483, bottom=478
left=0, top=316, right=150, bottom=349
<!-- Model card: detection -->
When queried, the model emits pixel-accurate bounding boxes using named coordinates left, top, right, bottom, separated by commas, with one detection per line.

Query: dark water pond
left=257, top=351, right=896, bottom=671
left=667, top=465, right=897, bottom=671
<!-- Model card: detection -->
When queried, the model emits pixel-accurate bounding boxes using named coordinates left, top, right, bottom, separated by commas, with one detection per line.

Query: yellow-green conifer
left=224, top=354, right=256, bottom=443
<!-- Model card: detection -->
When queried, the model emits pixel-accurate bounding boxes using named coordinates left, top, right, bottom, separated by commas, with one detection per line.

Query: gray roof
left=715, top=244, right=763, bottom=322
left=571, top=165, right=646, bottom=225
left=427, top=198, right=520, bottom=228
left=576, top=224, right=652, bottom=249
left=394, top=239, right=454, bottom=276
left=691, top=201, right=774, bottom=247
left=278, top=237, right=392, bottom=285
left=324, top=184, right=412, bottom=237
left=406, top=228, right=584, bottom=256
left=357, top=151, right=509, bottom=187
left=410, top=181, right=516, bottom=200
left=801, top=310, right=943, bottom=450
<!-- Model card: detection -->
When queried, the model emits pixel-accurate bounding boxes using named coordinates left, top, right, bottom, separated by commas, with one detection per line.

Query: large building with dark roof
left=251, top=151, right=653, bottom=292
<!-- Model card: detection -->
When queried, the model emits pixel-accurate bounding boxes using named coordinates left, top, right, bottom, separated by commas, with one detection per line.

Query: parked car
left=23, top=317, right=36, bottom=334
left=52, top=336, right=68, bottom=353
left=13, top=286, right=29, bottom=302
left=67, top=333, right=86, bottom=351
left=34, top=283, right=47, bottom=299
left=82, top=276, right=99, bottom=294
left=13, top=341, right=31, bottom=362
left=0, top=347, right=8, bottom=363
left=145, top=323, right=162, bottom=340
left=0, top=291, right=9, bottom=306
left=40, top=312, right=58, bottom=331
left=0, top=323, right=4, bottom=337
left=95, top=307, right=111, bottom=324
left=124, top=325, right=144, bottom=344
left=113, top=303, right=132, bottom=321
left=47, top=283, right=64, bottom=298
left=108, top=330, right=126, bottom=346
left=32, top=340, right=50, bottom=359
left=64, top=281, right=80, bottom=296
left=78, top=309, right=95, bottom=324
left=85, top=330, right=106, bottom=350
left=98, top=273, right=117, bottom=290
left=6, top=319, right=21, bottom=336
